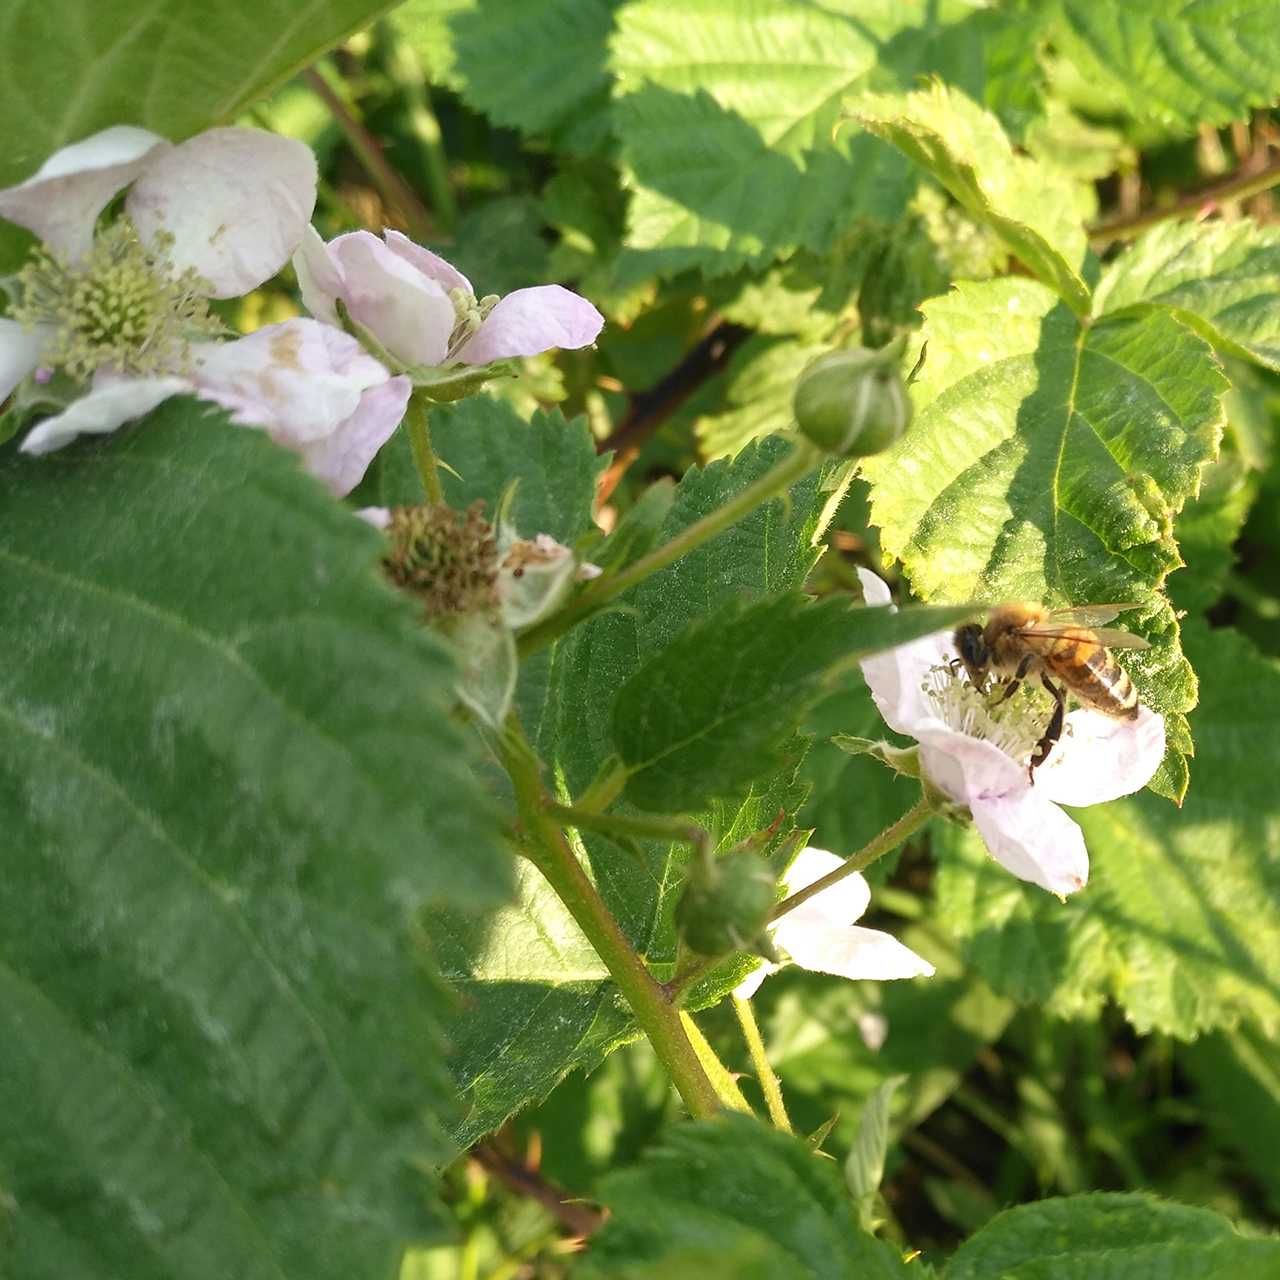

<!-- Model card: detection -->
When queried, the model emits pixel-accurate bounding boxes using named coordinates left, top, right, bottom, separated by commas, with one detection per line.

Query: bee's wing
left=1015, top=622, right=1152, bottom=650
left=1045, top=603, right=1145, bottom=626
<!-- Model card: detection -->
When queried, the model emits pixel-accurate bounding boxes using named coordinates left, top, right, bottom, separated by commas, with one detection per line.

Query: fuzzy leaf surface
left=0, top=406, right=509, bottom=1276
left=0, top=0, right=390, bottom=185
left=947, top=1192, right=1280, bottom=1279
left=578, top=1114, right=912, bottom=1279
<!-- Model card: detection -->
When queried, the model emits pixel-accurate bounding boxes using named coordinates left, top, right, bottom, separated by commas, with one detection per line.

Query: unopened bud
left=676, top=850, right=778, bottom=958
left=793, top=346, right=911, bottom=457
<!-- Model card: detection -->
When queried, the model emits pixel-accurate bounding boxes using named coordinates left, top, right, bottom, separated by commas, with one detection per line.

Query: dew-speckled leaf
left=856, top=82, right=1093, bottom=314
left=0, top=0, right=392, bottom=185
left=0, top=405, right=510, bottom=1276
left=948, top=1192, right=1280, bottom=1280
left=933, top=622, right=1280, bottom=1039
left=579, top=1114, right=912, bottom=1279
left=1094, top=220, right=1280, bottom=372
left=1051, top=0, right=1280, bottom=138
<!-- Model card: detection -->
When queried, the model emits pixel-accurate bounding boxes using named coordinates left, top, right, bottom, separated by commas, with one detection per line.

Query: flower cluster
left=0, top=125, right=604, bottom=496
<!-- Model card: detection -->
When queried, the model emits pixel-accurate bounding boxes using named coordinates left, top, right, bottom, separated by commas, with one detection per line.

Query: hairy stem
left=769, top=795, right=935, bottom=923
left=500, top=717, right=722, bottom=1119
left=732, top=995, right=792, bottom=1132
left=518, top=440, right=822, bottom=656
left=680, top=1012, right=752, bottom=1113
left=405, top=391, right=445, bottom=505
left=546, top=802, right=711, bottom=862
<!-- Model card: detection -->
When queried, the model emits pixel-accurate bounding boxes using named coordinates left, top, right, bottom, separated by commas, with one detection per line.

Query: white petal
left=917, top=723, right=1027, bottom=806
left=291, top=224, right=344, bottom=327
left=777, top=847, right=871, bottom=928
left=19, top=375, right=190, bottom=454
left=0, top=126, right=168, bottom=261
left=356, top=506, right=392, bottom=530
left=295, top=376, right=411, bottom=497
left=191, top=319, right=388, bottom=446
left=454, top=285, right=605, bottom=364
left=781, top=921, right=935, bottom=982
left=0, top=318, right=46, bottom=401
left=329, top=231, right=455, bottom=366
left=970, top=791, right=1089, bottom=896
left=854, top=567, right=957, bottom=737
left=732, top=960, right=779, bottom=1000
left=1035, top=705, right=1166, bottom=808
left=383, top=230, right=473, bottom=295
left=127, top=128, right=316, bottom=298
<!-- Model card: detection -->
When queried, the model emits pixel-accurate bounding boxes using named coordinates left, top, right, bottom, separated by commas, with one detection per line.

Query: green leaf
left=862, top=278, right=1227, bottom=784
left=856, top=81, right=1093, bottom=315
left=946, top=1192, right=1280, bottom=1279
left=0, top=0, right=391, bottom=185
left=353, top=398, right=602, bottom=547
left=613, top=593, right=976, bottom=813
left=578, top=1114, right=912, bottom=1279
left=933, top=621, right=1280, bottom=1039
left=1049, top=0, right=1280, bottom=139
left=444, top=0, right=619, bottom=136
left=608, top=0, right=986, bottom=280
left=1094, top=220, right=1280, bottom=372
left=844, top=1075, right=904, bottom=1230
left=0, top=406, right=509, bottom=1275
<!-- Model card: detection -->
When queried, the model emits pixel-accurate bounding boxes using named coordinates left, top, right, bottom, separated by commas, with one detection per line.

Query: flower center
left=382, top=500, right=500, bottom=619
left=10, top=222, right=223, bottom=381
left=922, top=661, right=1054, bottom=764
left=446, top=287, right=499, bottom=359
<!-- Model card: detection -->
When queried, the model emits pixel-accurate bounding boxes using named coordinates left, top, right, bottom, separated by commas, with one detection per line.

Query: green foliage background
left=3, top=0, right=1280, bottom=1276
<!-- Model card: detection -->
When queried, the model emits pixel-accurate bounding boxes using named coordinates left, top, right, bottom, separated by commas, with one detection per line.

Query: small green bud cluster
left=382, top=501, right=500, bottom=620
left=793, top=344, right=912, bottom=457
left=675, top=849, right=779, bottom=959
left=10, top=222, right=222, bottom=381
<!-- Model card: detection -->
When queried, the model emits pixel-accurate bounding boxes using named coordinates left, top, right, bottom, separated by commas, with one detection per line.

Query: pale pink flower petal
left=1036, top=705, right=1166, bottom=808
left=295, top=376, right=411, bottom=497
left=855, top=567, right=955, bottom=736
left=970, top=790, right=1090, bottom=896
left=383, top=229, right=473, bottom=295
left=191, top=319, right=389, bottom=446
left=293, top=224, right=345, bottom=328
left=778, top=847, right=870, bottom=925
left=328, top=231, right=455, bottom=366
left=454, top=285, right=605, bottom=365
left=19, top=375, right=191, bottom=455
left=126, top=128, right=316, bottom=298
left=916, top=724, right=1027, bottom=807
left=0, top=318, right=47, bottom=401
left=0, top=126, right=168, bottom=261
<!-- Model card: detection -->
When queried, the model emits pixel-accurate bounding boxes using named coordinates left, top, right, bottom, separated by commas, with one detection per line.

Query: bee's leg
left=993, top=653, right=1036, bottom=704
left=1029, top=676, right=1067, bottom=781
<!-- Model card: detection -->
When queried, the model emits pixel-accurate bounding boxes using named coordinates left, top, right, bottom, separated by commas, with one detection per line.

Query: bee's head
left=953, top=622, right=990, bottom=689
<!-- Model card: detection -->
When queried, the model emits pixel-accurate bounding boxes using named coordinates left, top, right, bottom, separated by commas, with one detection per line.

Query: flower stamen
left=922, top=662, right=1052, bottom=765
left=10, top=222, right=223, bottom=381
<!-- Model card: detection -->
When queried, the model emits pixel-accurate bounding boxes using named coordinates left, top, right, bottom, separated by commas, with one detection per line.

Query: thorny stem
left=769, top=795, right=936, bottom=923
left=732, top=995, right=792, bottom=1133
left=500, top=715, right=722, bottom=1120
left=405, top=390, right=445, bottom=504
left=518, top=440, right=823, bottom=657
left=303, top=65, right=436, bottom=242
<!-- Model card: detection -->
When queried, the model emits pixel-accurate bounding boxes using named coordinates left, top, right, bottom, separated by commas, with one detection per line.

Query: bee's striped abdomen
left=1045, top=631, right=1139, bottom=719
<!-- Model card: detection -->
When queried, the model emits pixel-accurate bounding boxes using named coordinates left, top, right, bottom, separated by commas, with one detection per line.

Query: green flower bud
left=676, top=850, right=778, bottom=958
left=792, top=346, right=912, bottom=457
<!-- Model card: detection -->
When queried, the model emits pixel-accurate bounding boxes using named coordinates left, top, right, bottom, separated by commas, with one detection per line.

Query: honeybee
left=953, top=603, right=1150, bottom=779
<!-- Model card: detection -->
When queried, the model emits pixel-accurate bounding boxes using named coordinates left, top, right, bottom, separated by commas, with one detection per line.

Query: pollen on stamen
left=10, top=221, right=223, bottom=381
left=921, top=661, right=1052, bottom=765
